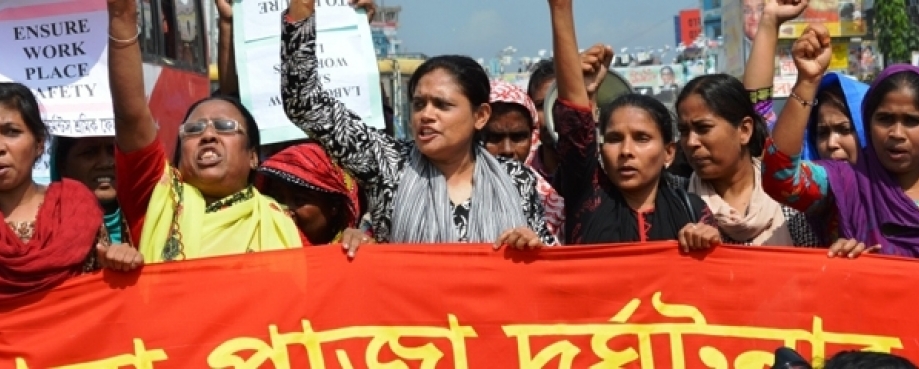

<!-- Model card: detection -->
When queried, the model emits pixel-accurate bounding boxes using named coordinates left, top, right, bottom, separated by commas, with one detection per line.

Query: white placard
left=0, top=1, right=115, bottom=137
left=241, top=0, right=359, bottom=42
left=234, top=2, right=384, bottom=145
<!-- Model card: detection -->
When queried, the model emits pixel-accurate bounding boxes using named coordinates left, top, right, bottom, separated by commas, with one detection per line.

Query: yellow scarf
left=140, top=165, right=302, bottom=262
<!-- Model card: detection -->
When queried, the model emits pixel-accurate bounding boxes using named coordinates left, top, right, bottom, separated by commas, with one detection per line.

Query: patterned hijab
left=489, top=80, right=565, bottom=240
left=256, top=142, right=362, bottom=231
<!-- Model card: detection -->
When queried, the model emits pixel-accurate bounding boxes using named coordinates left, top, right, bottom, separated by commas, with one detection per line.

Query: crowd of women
left=1, top=0, right=918, bottom=328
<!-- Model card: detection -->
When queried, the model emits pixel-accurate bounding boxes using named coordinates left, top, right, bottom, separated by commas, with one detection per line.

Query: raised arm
left=551, top=0, right=588, bottom=107
left=772, top=24, right=831, bottom=157
left=761, top=24, right=834, bottom=215
left=743, top=0, right=808, bottom=129
left=215, top=0, right=238, bottom=94
left=107, top=0, right=158, bottom=152
left=549, top=0, right=611, bottom=199
left=282, top=0, right=400, bottom=185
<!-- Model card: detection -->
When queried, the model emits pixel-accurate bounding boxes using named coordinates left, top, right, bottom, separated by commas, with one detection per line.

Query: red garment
left=115, top=140, right=165, bottom=247
left=0, top=179, right=103, bottom=300
left=256, top=142, right=362, bottom=233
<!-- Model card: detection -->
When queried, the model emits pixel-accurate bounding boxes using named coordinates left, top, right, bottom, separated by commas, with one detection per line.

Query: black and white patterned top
left=281, top=14, right=555, bottom=245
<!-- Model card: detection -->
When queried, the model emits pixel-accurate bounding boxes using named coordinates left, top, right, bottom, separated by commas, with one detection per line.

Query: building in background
left=909, top=0, right=919, bottom=27
left=674, top=15, right=682, bottom=46
left=677, top=9, right=702, bottom=47
left=371, top=6, right=403, bottom=57
left=701, top=0, right=722, bottom=40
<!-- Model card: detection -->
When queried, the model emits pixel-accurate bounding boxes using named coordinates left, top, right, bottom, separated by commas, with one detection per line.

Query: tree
left=874, top=0, right=919, bottom=65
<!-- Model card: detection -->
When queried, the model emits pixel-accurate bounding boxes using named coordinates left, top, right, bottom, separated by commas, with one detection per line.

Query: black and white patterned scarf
left=391, top=145, right=527, bottom=243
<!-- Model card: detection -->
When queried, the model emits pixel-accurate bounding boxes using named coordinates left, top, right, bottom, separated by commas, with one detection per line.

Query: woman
left=108, top=0, right=303, bottom=262
left=676, top=74, right=819, bottom=247
left=800, top=73, right=868, bottom=163
left=282, top=0, right=554, bottom=252
left=674, top=0, right=818, bottom=248
left=763, top=24, right=919, bottom=258
left=484, top=80, right=564, bottom=240
left=0, top=83, right=129, bottom=299
left=257, top=142, right=362, bottom=245
left=549, top=0, right=718, bottom=249
left=50, top=136, right=126, bottom=244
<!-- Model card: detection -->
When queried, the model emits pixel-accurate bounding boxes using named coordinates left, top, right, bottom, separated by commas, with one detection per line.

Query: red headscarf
left=0, top=179, right=103, bottom=301
left=256, top=142, right=362, bottom=233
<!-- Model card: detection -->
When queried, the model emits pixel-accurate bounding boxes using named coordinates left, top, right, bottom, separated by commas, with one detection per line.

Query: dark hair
left=676, top=74, right=768, bottom=156
left=810, top=81, right=853, bottom=134
left=489, top=102, right=534, bottom=128
left=599, top=93, right=675, bottom=144
left=660, top=66, right=675, bottom=75
left=527, top=59, right=556, bottom=98
left=408, top=55, right=490, bottom=109
left=172, top=94, right=261, bottom=182
left=0, top=82, right=49, bottom=146
left=52, top=136, right=78, bottom=176
left=822, top=351, right=917, bottom=369
left=862, top=71, right=919, bottom=125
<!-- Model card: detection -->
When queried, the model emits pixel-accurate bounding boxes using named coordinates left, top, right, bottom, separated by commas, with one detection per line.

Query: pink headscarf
left=489, top=80, right=565, bottom=241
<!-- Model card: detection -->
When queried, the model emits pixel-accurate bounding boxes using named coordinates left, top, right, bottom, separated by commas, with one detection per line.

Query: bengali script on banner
left=233, top=0, right=384, bottom=145
left=1, top=243, right=918, bottom=368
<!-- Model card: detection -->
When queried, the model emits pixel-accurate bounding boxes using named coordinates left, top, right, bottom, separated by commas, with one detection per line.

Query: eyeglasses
left=178, top=119, right=243, bottom=138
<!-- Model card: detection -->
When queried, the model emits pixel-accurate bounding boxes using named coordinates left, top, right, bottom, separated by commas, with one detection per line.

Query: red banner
left=2, top=243, right=919, bottom=368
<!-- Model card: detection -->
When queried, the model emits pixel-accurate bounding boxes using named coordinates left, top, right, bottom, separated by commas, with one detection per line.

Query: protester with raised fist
left=762, top=23, right=919, bottom=258
left=546, top=0, right=718, bottom=250
left=674, top=0, right=819, bottom=248
left=106, top=0, right=303, bottom=262
left=281, top=0, right=556, bottom=256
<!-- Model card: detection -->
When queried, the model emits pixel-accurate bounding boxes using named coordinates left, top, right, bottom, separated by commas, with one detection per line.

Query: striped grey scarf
left=391, top=145, right=528, bottom=243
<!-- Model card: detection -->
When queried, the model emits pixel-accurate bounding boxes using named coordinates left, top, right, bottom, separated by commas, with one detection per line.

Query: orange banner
left=2, top=243, right=919, bottom=368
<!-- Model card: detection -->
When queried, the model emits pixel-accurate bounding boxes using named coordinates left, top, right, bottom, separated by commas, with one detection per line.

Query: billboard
left=614, top=65, right=687, bottom=106
left=679, top=9, right=703, bottom=46
left=721, top=0, right=747, bottom=77
left=779, top=0, right=866, bottom=38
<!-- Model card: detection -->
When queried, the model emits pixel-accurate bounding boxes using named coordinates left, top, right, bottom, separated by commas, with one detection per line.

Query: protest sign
left=0, top=0, right=115, bottom=137
left=2, top=243, right=919, bottom=368
left=233, top=0, right=384, bottom=145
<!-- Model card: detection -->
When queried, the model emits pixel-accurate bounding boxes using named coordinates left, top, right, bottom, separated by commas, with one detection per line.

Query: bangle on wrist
left=109, top=25, right=141, bottom=44
left=790, top=91, right=817, bottom=108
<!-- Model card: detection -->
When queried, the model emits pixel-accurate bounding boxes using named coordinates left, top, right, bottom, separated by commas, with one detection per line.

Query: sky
left=379, top=0, right=702, bottom=62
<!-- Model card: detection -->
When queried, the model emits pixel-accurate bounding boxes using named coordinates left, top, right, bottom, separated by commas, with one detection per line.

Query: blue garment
left=800, top=72, right=869, bottom=160
left=49, top=137, right=124, bottom=244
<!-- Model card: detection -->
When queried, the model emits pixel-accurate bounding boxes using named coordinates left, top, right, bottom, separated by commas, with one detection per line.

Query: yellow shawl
left=140, top=165, right=302, bottom=262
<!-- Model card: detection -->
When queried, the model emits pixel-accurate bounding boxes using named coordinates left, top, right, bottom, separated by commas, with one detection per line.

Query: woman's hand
left=97, top=244, right=144, bottom=272
left=288, top=0, right=315, bottom=22
left=763, top=0, right=809, bottom=26
left=580, top=44, right=614, bottom=99
left=106, top=0, right=137, bottom=16
left=496, top=227, right=545, bottom=250
left=350, top=0, right=376, bottom=23
left=341, top=228, right=375, bottom=259
left=828, top=239, right=880, bottom=259
left=792, top=23, right=832, bottom=84
left=678, top=223, right=721, bottom=252
left=215, top=0, right=232, bottom=21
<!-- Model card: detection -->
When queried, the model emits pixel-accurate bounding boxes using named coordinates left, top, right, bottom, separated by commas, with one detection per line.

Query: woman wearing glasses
left=106, top=0, right=304, bottom=262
